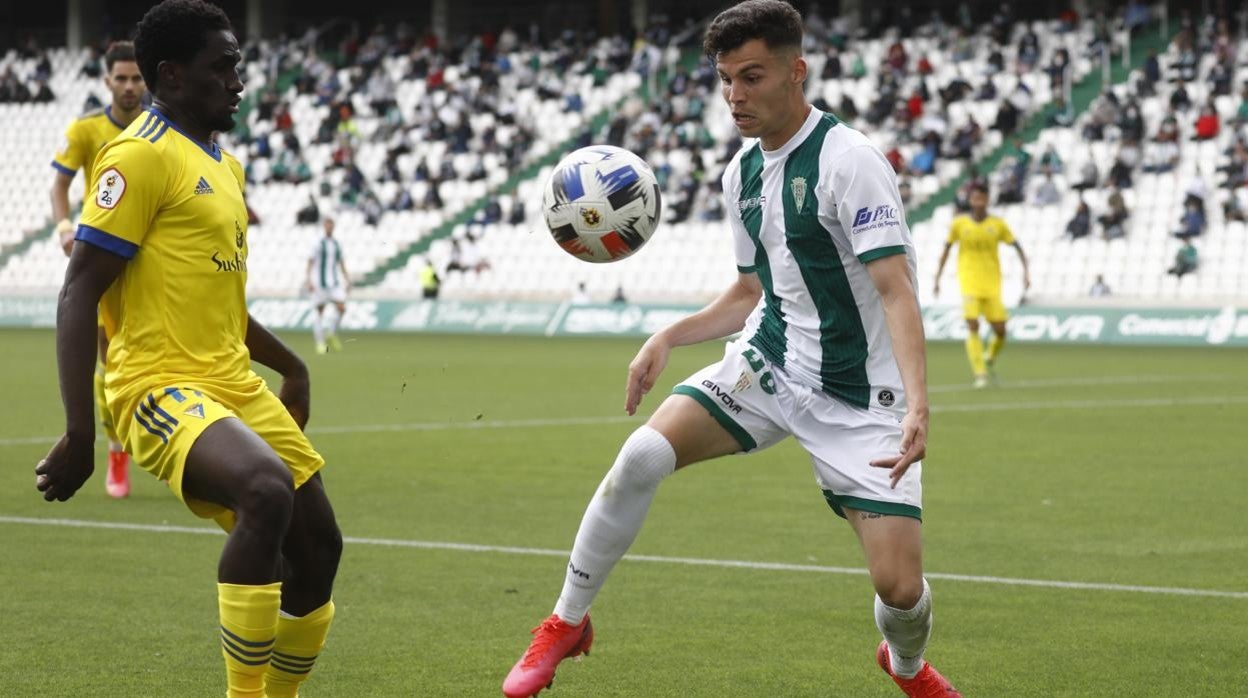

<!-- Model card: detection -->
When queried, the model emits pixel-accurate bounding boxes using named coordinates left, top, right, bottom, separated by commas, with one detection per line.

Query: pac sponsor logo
left=851, top=204, right=900, bottom=233
left=96, top=168, right=125, bottom=209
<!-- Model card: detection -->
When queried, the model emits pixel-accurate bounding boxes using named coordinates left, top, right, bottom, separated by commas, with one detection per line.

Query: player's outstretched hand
left=625, top=335, right=672, bottom=416
left=35, top=434, right=95, bottom=502
left=869, top=409, right=928, bottom=489
left=279, top=370, right=311, bottom=431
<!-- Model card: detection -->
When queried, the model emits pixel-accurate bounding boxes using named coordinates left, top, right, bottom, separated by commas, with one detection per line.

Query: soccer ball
left=542, top=145, right=662, bottom=263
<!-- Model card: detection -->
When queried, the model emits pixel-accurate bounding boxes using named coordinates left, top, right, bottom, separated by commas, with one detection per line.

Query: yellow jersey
left=51, top=106, right=129, bottom=183
left=947, top=214, right=1015, bottom=297
left=76, top=108, right=256, bottom=410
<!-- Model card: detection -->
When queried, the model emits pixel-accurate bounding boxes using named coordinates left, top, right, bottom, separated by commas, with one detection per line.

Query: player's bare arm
left=865, top=254, right=929, bottom=488
left=51, top=171, right=76, bottom=256
left=245, top=313, right=311, bottom=429
left=1013, top=241, right=1031, bottom=290
left=36, top=243, right=127, bottom=501
left=625, top=272, right=762, bottom=415
left=933, top=241, right=954, bottom=296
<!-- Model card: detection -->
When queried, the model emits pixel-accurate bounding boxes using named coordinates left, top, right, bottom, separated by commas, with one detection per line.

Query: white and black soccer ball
left=542, top=145, right=662, bottom=263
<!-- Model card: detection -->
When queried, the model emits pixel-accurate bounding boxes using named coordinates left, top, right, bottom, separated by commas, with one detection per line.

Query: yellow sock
left=987, top=335, right=1005, bottom=363
left=965, top=333, right=986, bottom=376
left=265, top=600, right=336, bottom=698
left=219, top=582, right=281, bottom=698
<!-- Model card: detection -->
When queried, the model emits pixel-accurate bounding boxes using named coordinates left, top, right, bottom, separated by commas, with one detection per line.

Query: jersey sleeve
left=75, top=138, right=169, bottom=259
left=828, top=145, right=909, bottom=263
left=998, top=218, right=1016, bottom=245
left=51, top=121, right=88, bottom=177
left=721, top=156, right=757, bottom=272
left=946, top=218, right=961, bottom=245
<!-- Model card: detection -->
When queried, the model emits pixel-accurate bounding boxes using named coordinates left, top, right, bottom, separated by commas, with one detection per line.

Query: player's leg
left=504, top=342, right=786, bottom=697
left=266, top=473, right=342, bottom=697
left=795, top=395, right=957, bottom=697
left=183, top=418, right=297, bottom=698
left=985, top=296, right=1009, bottom=376
left=96, top=325, right=130, bottom=497
left=311, top=300, right=327, bottom=354
left=96, top=367, right=131, bottom=498
left=326, top=298, right=345, bottom=351
left=962, top=297, right=988, bottom=387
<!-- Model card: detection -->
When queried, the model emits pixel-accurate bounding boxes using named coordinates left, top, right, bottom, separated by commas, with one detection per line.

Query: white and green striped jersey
left=309, top=236, right=345, bottom=290
left=722, top=107, right=916, bottom=410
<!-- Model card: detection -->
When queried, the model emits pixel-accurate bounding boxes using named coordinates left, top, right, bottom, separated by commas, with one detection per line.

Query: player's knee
left=609, top=425, right=677, bottom=491
left=875, top=574, right=925, bottom=610
left=234, top=466, right=295, bottom=532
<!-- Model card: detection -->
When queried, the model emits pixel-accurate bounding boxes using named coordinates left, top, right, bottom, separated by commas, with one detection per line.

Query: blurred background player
left=933, top=183, right=1031, bottom=388
left=504, top=2, right=957, bottom=696
left=305, top=216, right=350, bottom=354
left=49, top=40, right=146, bottom=497
left=36, top=2, right=342, bottom=695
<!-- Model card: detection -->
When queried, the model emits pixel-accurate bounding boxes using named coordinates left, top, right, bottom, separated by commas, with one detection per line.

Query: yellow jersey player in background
left=35, top=2, right=342, bottom=696
left=933, top=183, right=1031, bottom=388
left=50, top=40, right=145, bottom=497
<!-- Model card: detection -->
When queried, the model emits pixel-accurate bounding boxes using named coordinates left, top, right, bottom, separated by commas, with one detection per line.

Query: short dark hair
left=103, top=41, right=136, bottom=72
left=703, top=0, right=803, bottom=60
left=969, top=182, right=990, bottom=197
left=134, top=0, right=233, bottom=90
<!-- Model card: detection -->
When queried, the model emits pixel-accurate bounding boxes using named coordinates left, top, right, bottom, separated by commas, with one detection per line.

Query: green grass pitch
left=1, top=328, right=1245, bottom=696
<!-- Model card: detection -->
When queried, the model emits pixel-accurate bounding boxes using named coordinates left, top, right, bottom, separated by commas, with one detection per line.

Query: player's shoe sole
left=877, top=640, right=961, bottom=697
left=503, top=614, right=593, bottom=698
left=315, top=343, right=328, bottom=355
left=973, top=375, right=989, bottom=389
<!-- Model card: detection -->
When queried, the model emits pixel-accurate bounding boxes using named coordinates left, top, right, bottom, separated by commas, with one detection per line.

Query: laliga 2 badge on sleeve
left=96, top=167, right=126, bottom=210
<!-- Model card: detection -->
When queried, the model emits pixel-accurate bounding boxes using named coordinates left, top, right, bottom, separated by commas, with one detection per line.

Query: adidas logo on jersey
left=194, top=177, right=214, bottom=195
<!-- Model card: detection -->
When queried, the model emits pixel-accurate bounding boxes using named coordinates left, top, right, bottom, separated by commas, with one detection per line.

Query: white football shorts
left=672, top=339, right=922, bottom=520
left=310, top=287, right=347, bottom=306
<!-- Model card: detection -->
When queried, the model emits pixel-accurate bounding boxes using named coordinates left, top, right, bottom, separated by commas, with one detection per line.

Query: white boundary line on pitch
left=4, top=393, right=1248, bottom=446
left=1, top=515, right=1244, bottom=600
left=926, top=372, right=1234, bottom=393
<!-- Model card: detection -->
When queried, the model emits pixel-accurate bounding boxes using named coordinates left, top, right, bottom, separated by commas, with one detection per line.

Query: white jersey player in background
left=306, top=216, right=351, bottom=354
left=502, top=1, right=959, bottom=697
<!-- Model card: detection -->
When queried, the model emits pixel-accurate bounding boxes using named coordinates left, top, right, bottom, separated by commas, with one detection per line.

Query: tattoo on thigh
left=859, top=512, right=885, bottom=520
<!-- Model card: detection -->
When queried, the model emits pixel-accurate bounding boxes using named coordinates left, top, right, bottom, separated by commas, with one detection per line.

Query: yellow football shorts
left=113, top=380, right=325, bottom=530
left=962, top=294, right=1008, bottom=323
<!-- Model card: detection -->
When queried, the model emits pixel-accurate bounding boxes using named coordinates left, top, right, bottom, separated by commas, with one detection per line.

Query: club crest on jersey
left=235, top=220, right=245, bottom=249
left=790, top=176, right=807, bottom=211
left=732, top=370, right=752, bottom=393
left=184, top=403, right=206, bottom=419
left=877, top=389, right=896, bottom=407
left=95, top=168, right=125, bottom=209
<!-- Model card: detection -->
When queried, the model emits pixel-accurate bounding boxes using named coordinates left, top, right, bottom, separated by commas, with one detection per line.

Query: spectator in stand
left=1066, top=199, right=1092, bottom=239
left=79, top=45, right=102, bottom=78
left=1032, top=171, right=1060, bottom=206
left=1068, top=154, right=1098, bottom=191
left=1234, top=82, right=1248, bottom=126
left=992, top=98, right=1020, bottom=136
left=1167, top=241, right=1198, bottom=277
left=1099, top=188, right=1130, bottom=239
left=1219, top=141, right=1248, bottom=189
left=1089, top=275, right=1112, bottom=297
left=1194, top=102, right=1220, bottom=140
left=1173, top=197, right=1206, bottom=240
left=1170, top=81, right=1192, bottom=112
left=1225, top=191, right=1247, bottom=222
left=1038, top=145, right=1062, bottom=174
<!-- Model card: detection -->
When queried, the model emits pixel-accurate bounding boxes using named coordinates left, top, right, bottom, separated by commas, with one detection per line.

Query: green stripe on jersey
left=739, top=146, right=787, bottom=368
left=783, top=112, right=870, bottom=407
left=858, top=245, right=906, bottom=264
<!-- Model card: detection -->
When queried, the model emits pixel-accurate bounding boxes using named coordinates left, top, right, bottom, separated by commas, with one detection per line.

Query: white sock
left=875, top=578, right=932, bottom=680
left=330, top=305, right=343, bottom=336
left=553, top=426, right=676, bottom=626
left=313, top=311, right=326, bottom=345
